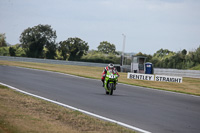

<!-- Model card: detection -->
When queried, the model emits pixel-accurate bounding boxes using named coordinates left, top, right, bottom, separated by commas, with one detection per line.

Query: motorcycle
left=104, top=69, right=118, bottom=95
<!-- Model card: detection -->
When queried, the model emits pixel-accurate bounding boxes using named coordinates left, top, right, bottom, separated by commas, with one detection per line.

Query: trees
left=135, top=52, right=152, bottom=62
left=19, top=24, right=89, bottom=60
left=9, top=47, right=16, bottom=56
left=194, top=46, right=200, bottom=65
left=0, top=47, right=9, bottom=56
left=97, top=41, right=117, bottom=54
left=0, top=33, right=7, bottom=47
left=0, top=33, right=9, bottom=56
left=4, top=22, right=199, bottom=69
left=150, top=49, right=175, bottom=68
left=58, top=40, right=70, bottom=60
left=45, top=42, right=57, bottom=59
left=80, top=51, right=121, bottom=64
left=14, top=44, right=26, bottom=57
left=153, top=48, right=173, bottom=58
left=59, top=37, right=89, bottom=61
left=80, top=41, right=119, bottom=63
left=20, top=24, right=57, bottom=59
left=149, top=47, right=200, bottom=69
left=181, top=49, right=187, bottom=56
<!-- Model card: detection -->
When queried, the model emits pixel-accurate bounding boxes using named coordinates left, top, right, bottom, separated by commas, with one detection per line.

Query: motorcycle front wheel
left=108, top=83, right=114, bottom=95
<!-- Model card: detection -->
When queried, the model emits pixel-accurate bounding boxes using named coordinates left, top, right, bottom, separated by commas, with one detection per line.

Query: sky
left=0, top=0, right=200, bottom=55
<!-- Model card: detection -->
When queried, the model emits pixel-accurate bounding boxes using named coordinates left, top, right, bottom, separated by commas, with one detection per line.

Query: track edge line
left=0, top=82, right=151, bottom=133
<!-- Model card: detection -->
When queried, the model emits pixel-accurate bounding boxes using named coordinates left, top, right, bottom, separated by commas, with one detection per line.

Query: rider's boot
left=101, top=79, right=104, bottom=87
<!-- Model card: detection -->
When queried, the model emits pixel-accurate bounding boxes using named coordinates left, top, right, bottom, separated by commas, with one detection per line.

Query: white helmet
left=108, top=63, right=114, bottom=69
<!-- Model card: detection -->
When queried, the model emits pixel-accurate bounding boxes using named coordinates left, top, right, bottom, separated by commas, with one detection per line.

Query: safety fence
left=154, top=68, right=200, bottom=78
left=0, top=56, right=200, bottom=78
left=0, top=56, right=110, bottom=67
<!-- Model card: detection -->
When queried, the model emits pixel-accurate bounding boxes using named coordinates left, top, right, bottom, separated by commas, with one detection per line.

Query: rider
left=101, top=63, right=119, bottom=87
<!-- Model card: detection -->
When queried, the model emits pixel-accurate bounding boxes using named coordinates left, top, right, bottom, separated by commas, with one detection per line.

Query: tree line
left=136, top=47, right=200, bottom=69
left=1, top=24, right=90, bottom=61
left=0, top=24, right=117, bottom=61
left=0, top=24, right=200, bottom=69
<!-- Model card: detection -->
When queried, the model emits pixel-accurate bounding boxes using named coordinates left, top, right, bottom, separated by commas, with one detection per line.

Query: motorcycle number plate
left=109, top=74, right=115, bottom=79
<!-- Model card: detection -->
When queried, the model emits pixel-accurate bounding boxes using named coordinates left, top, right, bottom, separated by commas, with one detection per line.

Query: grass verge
left=0, top=60, right=200, bottom=96
left=190, top=64, right=200, bottom=70
left=0, top=85, right=136, bottom=133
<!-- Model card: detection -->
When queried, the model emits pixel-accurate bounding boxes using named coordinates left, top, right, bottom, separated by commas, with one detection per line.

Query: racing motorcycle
left=104, top=69, right=118, bottom=95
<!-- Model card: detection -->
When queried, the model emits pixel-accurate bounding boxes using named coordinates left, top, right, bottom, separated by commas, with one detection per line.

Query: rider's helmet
left=108, top=63, right=114, bottom=69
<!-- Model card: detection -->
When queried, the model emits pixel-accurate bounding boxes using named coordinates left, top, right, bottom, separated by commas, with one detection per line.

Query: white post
left=122, top=34, right=126, bottom=66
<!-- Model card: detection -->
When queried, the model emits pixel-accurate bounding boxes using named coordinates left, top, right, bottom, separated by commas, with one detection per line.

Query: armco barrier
left=154, top=68, right=200, bottom=79
left=0, top=56, right=200, bottom=78
left=123, top=65, right=200, bottom=78
left=0, top=56, right=111, bottom=67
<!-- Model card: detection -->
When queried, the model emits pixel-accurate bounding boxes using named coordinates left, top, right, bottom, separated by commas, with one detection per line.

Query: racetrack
left=1, top=65, right=200, bottom=133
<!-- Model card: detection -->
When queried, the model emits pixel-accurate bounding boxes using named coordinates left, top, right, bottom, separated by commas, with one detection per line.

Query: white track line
left=0, top=82, right=151, bottom=133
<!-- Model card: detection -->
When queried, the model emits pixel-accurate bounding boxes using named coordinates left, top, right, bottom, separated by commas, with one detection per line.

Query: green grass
left=0, top=85, right=136, bottom=133
left=190, top=64, right=200, bottom=70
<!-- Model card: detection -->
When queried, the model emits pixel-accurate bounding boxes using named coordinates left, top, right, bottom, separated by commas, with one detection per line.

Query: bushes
left=0, top=47, right=9, bottom=56
left=80, top=51, right=120, bottom=64
left=150, top=47, right=200, bottom=69
left=0, top=44, right=26, bottom=57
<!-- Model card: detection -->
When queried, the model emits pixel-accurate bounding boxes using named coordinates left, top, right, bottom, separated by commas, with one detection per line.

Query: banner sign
left=127, top=73, right=183, bottom=83
left=127, top=73, right=154, bottom=81
left=155, top=75, right=182, bottom=83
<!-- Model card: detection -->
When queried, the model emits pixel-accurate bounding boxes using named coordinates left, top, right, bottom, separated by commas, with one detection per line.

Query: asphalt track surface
left=1, top=65, right=200, bottom=133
